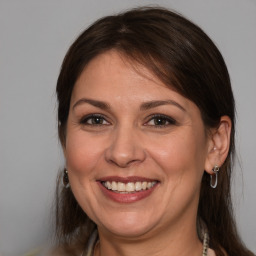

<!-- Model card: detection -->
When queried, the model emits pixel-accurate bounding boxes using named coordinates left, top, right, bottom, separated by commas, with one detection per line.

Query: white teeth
left=103, top=181, right=157, bottom=193
left=135, top=181, right=142, bottom=191
left=111, top=181, right=117, bottom=191
left=142, top=181, right=147, bottom=190
left=147, top=182, right=152, bottom=189
left=126, top=182, right=135, bottom=192
left=106, top=181, right=111, bottom=190
left=117, top=182, right=126, bottom=192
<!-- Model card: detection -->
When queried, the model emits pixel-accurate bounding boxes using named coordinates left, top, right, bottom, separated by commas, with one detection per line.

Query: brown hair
left=55, top=6, right=254, bottom=256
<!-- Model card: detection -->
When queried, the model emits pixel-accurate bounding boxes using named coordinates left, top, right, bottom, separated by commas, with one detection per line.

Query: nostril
left=108, top=158, right=138, bottom=168
left=104, top=133, right=146, bottom=167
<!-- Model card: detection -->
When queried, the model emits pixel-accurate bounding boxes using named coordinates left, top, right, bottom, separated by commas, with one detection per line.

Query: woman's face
left=65, top=50, right=212, bottom=239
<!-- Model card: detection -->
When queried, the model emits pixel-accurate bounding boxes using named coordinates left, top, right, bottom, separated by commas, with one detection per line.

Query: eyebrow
left=140, top=100, right=186, bottom=112
left=72, top=98, right=186, bottom=112
left=72, top=98, right=110, bottom=110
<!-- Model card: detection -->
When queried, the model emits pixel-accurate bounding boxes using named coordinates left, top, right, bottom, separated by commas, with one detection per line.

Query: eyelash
left=79, top=114, right=176, bottom=128
left=79, top=114, right=109, bottom=126
left=145, top=114, right=176, bottom=127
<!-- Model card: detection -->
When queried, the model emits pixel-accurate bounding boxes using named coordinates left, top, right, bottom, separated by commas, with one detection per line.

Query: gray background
left=0, top=0, right=255, bottom=255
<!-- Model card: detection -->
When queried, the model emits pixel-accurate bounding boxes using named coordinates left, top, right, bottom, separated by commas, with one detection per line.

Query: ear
left=204, top=116, right=232, bottom=174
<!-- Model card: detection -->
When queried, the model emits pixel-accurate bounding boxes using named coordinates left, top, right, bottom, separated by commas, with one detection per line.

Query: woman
left=54, top=7, right=254, bottom=256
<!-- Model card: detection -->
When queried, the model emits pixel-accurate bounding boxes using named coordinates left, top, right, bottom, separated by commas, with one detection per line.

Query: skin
left=64, top=50, right=230, bottom=256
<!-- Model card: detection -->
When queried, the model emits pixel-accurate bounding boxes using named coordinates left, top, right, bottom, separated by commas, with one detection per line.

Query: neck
left=95, top=222, right=203, bottom=256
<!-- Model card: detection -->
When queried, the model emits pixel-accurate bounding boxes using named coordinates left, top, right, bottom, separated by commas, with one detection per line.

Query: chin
left=97, top=212, right=157, bottom=238
left=102, top=224, right=154, bottom=239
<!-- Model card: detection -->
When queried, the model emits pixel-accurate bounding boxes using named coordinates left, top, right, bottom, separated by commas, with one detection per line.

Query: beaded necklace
left=82, top=229, right=209, bottom=256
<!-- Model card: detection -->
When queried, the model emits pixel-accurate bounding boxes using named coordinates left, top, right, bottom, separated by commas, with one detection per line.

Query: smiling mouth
left=101, top=181, right=158, bottom=193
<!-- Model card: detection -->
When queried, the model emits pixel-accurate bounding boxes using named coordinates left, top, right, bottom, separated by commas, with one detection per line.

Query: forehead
left=78, top=50, right=163, bottom=86
left=72, top=50, right=184, bottom=104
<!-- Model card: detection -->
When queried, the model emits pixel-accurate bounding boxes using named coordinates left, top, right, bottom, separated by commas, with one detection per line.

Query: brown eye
left=154, top=117, right=168, bottom=125
left=80, top=114, right=109, bottom=125
left=146, top=114, right=176, bottom=127
left=90, top=116, right=104, bottom=124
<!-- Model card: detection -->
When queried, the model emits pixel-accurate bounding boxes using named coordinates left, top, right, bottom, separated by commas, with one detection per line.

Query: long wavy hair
left=55, top=6, right=254, bottom=256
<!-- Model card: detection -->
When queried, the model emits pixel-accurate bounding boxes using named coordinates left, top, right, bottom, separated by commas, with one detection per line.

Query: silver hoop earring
left=210, top=165, right=220, bottom=189
left=63, top=169, right=70, bottom=188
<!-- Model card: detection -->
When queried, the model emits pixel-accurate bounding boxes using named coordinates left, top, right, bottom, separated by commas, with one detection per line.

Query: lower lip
left=97, top=182, right=158, bottom=203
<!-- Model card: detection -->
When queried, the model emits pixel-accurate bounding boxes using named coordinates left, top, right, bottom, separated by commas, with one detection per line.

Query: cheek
left=147, top=131, right=207, bottom=215
left=65, top=131, right=103, bottom=178
left=147, top=131, right=207, bottom=180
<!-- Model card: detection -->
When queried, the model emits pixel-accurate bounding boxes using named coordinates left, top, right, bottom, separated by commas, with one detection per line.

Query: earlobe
left=204, top=116, right=232, bottom=174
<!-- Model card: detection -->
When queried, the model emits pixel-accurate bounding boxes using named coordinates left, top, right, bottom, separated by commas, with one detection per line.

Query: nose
left=105, top=125, right=146, bottom=168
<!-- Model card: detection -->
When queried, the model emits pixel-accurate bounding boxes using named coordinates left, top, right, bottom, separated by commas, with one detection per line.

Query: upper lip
left=97, top=176, right=159, bottom=183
